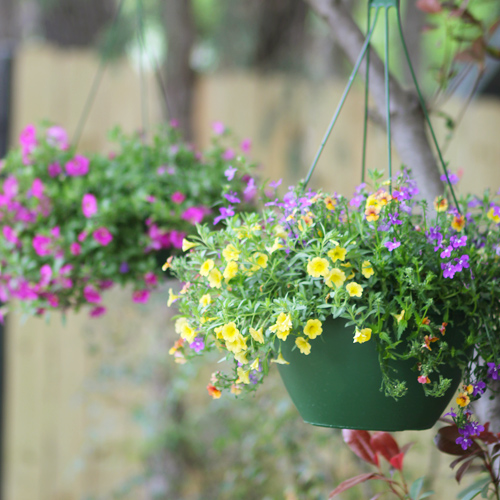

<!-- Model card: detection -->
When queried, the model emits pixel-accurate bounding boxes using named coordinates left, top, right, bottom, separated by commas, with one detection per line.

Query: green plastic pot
left=277, top=317, right=464, bottom=431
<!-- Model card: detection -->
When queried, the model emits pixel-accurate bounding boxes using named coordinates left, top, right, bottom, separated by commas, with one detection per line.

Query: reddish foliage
left=371, top=431, right=400, bottom=463
left=342, top=429, right=379, bottom=466
left=416, top=0, right=443, bottom=14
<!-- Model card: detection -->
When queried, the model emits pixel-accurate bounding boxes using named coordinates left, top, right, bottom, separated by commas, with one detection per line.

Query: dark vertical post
left=0, top=42, right=14, bottom=500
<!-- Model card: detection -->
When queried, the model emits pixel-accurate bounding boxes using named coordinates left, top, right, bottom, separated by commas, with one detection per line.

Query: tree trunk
left=163, top=0, right=197, bottom=140
left=305, top=0, right=443, bottom=204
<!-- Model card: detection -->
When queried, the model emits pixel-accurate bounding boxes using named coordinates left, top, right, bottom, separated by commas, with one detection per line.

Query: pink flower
left=78, top=231, right=87, bottom=242
left=132, top=289, right=150, bottom=304
left=46, top=294, right=59, bottom=308
left=99, top=280, right=114, bottom=290
left=33, top=234, right=52, bottom=256
left=171, top=191, right=186, bottom=204
left=46, top=126, right=69, bottom=150
left=13, top=280, right=38, bottom=301
left=418, top=375, right=430, bottom=384
left=170, top=119, right=179, bottom=128
left=157, top=166, right=167, bottom=175
left=3, top=176, right=18, bottom=199
left=60, top=277, right=73, bottom=289
left=3, top=226, right=19, bottom=245
left=82, top=193, right=98, bottom=218
left=51, top=226, right=60, bottom=238
left=212, top=121, right=225, bottom=135
left=19, top=124, right=37, bottom=163
left=90, top=306, right=106, bottom=318
left=144, top=272, right=158, bottom=287
left=70, top=242, right=81, bottom=255
left=240, top=138, right=252, bottom=153
left=181, top=206, right=205, bottom=225
left=83, top=285, right=102, bottom=304
left=39, top=264, right=52, bottom=287
left=65, top=155, right=89, bottom=176
left=146, top=195, right=156, bottom=203
left=93, top=227, right=113, bottom=246
left=222, top=149, right=235, bottom=161
left=170, top=230, right=186, bottom=249
left=244, top=177, right=257, bottom=202
left=60, top=264, right=73, bottom=275
left=31, top=178, right=44, bottom=199
left=48, top=162, right=62, bottom=177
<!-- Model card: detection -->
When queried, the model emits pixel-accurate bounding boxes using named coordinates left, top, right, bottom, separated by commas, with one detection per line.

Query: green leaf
left=457, top=476, right=491, bottom=500
left=409, top=477, right=424, bottom=500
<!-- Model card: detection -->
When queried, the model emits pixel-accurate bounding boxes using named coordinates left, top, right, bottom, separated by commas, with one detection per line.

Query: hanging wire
left=72, top=0, right=127, bottom=146
left=384, top=7, right=392, bottom=193
left=361, top=7, right=372, bottom=184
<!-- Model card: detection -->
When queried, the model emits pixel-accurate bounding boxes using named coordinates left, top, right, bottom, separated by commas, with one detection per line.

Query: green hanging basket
left=277, top=317, right=464, bottom=431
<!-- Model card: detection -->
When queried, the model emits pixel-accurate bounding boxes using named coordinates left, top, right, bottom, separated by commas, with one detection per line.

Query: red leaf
left=434, top=426, right=480, bottom=456
left=400, top=442, right=415, bottom=456
left=416, top=0, right=443, bottom=13
left=343, top=429, right=379, bottom=466
left=389, top=452, right=405, bottom=471
left=455, top=458, right=474, bottom=483
left=329, top=473, right=381, bottom=499
left=371, top=432, right=400, bottom=463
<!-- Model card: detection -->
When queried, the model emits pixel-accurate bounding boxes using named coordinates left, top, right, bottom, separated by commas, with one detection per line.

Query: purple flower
left=189, top=337, right=205, bottom=353
left=223, top=191, right=241, bottom=204
left=440, top=173, right=459, bottom=185
left=65, top=155, right=89, bottom=176
left=444, top=407, right=457, bottom=418
left=349, top=194, right=364, bottom=208
left=119, top=262, right=130, bottom=273
left=269, top=179, right=282, bottom=189
left=213, top=206, right=235, bottom=225
left=456, top=435, right=474, bottom=451
left=487, top=362, right=499, bottom=380
left=473, top=380, right=486, bottom=397
left=441, top=261, right=457, bottom=279
left=243, top=178, right=257, bottom=202
left=468, top=198, right=481, bottom=208
left=384, top=238, right=401, bottom=251
left=388, top=212, right=402, bottom=225
left=440, top=245, right=453, bottom=259
left=450, top=235, right=467, bottom=249
left=249, top=372, right=259, bottom=385
left=224, top=166, right=237, bottom=181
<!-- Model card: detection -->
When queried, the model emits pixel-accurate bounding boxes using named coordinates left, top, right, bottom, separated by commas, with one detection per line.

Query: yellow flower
left=175, top=317, right=188, bottom=334
left=456, top=392, right=470, bottom=407
left=361, top=261, right=374, bottom=279
left=346, top=282, right=363, bottom=297
left=393, top=310, right=405, bottom=323
left=325, top=268, right=346, bottom=288
left=249, top=327, right=265, bottom=343
left=234, top=351, right=249, bottom=364
left=266, top=237, right=284, bottom=254
left=296, top=336, right=311, bottom=355
left=353, top=328, right=372, bottom=344
left=304, top=319, right=322, bottom=339
left=223, top=261, right=238, bottom=281
left=180, top=322, right=197, bottom=343
left=452, top=215, right=466, bottom=232
left=253, top=252, right=269, bottom=269
left=199, top=293, right=211, bottom=307
left=276, top=329, right=290, bottom=341
left=365, top=205, right=380, bottom=222
left=307, top=257, right=330, bottom=278
left=182, top=239, right=198, bottom=252
left=200, top=259, right=214, bottom=276
left=231, top=384, right=242, bottom=395
left=271, top=353, right=289, bottom=365
left=221, top=322, right=240, bottom=342
left=434, top=196, right=449, bottom=212
left=465, top=384, right=474, bottom=395
left=237, top=367, right=251, bottom=384
left=274, top=225, right=288, bottom=238
left=208, top=268, right=222, bottom=288
left=324, top=196, right=336, bottom=211
left=487, top=207, right=500, bottom=224
left=222, top=244, right=240, bottom=262
left=167, top=288, right=179, bottom=307
left=214, top=325, right=224, bottom=340
left=376, top=190, right=392, bottom=206
left=328, top=246, right=347, bottom=263
left=250, top=358, right=260, bottom=371
left=162, top=255, right=174, bottom=271
left=226, top=333, right=247, bottom=354
left=270, top=312, right=292, bottom=333
left=207, top=384, right=222, bottom=399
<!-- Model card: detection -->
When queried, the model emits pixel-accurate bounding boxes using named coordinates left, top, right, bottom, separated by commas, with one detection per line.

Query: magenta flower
left=384, top=238, right=401, bottom=252
left=440, top=245, right=453, bottom=259
left=224, top=166, right=237, bottom=181
left=3, top=175, right=18, bottom=199
left=99, top=280, right=114, bottom=290
left=48, top=162, right=62, bottom=177
left=51, top=226, right=60, bottom=238
left=83, top=285, right=102, bottom=304
left=70, top=242, right=81, bottom=255
left=93, top=227, right=113, bottom=246
left=90, top=306, right=106, bottom=318
left=78, top=231, right=87, bottom=242
left=170, top=230, right=186, bottom=249
left=3, top=226, right=19, bottom=245
left=65, top=155, right=89, bottom=176
left=223, top=192, right=241, bottom=204
left=146, top=195, right=156, bottom=203
left=33, top=234, right=52, bottom=256
left=171, top=191, right=186, bottom=204
left=132, top=289, right=150, bottom=304
left=440, top=172, right=459, bottom=185
left=13, top=280, right=38, bottom=300
left=170, top=119, right=179, bottom=128
left=39, top=265, right=53, bottom=287
left=182, top=206, right=205, bottom=225
left=144, top=272, right=158, bottom=287
left=223, top=149, right=235, bottom=161
left=46, top=294, right=59, bottom=308
left=212, top=121, right=225, bottom=135
left=82, top=193, right=98, bottom=218
left=240, top=138, right=252, bottom=153
left=269, top=179, right=282, bottom=190
left=244, top=178, right=257, bottom=202
left=31, top=178, right=44, bottom=199
left=46, top=126, right=69, bottom=150
left=19, top=124, right=37, bottom=164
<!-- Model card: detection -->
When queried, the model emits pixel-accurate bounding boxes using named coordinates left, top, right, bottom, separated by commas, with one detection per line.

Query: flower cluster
left=0, top=123, right=256, bottom=319
left=168, top=169, right=500, bottom=403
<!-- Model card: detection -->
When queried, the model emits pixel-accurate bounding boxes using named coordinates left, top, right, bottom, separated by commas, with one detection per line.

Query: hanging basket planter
left=277, top=317, right=464, bottom=431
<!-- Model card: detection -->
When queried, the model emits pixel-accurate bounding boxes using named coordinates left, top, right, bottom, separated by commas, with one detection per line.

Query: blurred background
left=1, top=0, right=500, bottom=499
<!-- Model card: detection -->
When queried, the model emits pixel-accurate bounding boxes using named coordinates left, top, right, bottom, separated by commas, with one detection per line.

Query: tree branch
left=305, top=0, right=443, bottom=203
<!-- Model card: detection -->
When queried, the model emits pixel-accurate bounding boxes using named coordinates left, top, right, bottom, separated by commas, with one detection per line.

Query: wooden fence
left=3, top=43, right=500, bottom=500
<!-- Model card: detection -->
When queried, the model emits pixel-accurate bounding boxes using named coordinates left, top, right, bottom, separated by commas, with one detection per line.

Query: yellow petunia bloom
left=199, top=293, right=211, bottom=308
left=434, top=196, right=449, bottom=212
left=200, top=259, right=214, bottom=276
left=180, top=322, right=197, bottom=343
left=253, top=252, right=269, bottom=269
left=296, top=336, right=311, bottom=355
left=222, top=244, right=240, bottom=262
left=325, top=268, right=346, bottom=289
left=456, top=392, right=470, bottom=407
left=270, top=312, right=292, bottom=333
left=328, top=246, right=347, bottom=263
left=221, top=322, right=240, bottom=342
left=226, top=333, right=247, bottom=354
left=361, top=261, right=374, bottom=279
left=452, top=215, right=466, bottom=232
left=167, top=288, right=179, bottom=307
left=231, top=384, right=242, bottom=395
left=346, top=282, right=363, bottom=297
left=276, top=329, right=290, bottom=341
left=249, top=327, right=265, bottom=343
left=393, top=310, right=405, bottom=323
left=271, top=353, right=289, bottom=365
left=175, top=317, right=188, bottom=334
left=487, top=207, right=500, bottom=224
left=182, top=239, right=198, bottom=252
left=266, top=237, right=284, bottom=254
left=307, top=257, right=330, bottom=278
left=304, top=319, right=323, bottom=339
left=234, top=351, right=249, bottom=364
left=237, top=367, right=251, bottom=384
left=365, top=205, right=380, bottom=222
left=223, top=261, right=238, bottom=281
left=353, top=328, right=372, bottom=344
left=208, top=268, right=222, bottom=289
left=274, top=225, right=288, bottom=239
left=324, top=196, right=336, bottom=211
left=214, top=325, right=224, bottom=340
left=250, top=358, right=260, bottom=371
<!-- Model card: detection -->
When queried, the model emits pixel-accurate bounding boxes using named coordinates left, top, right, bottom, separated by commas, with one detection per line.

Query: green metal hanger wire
left=303, top=0, right=460, bottom=212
